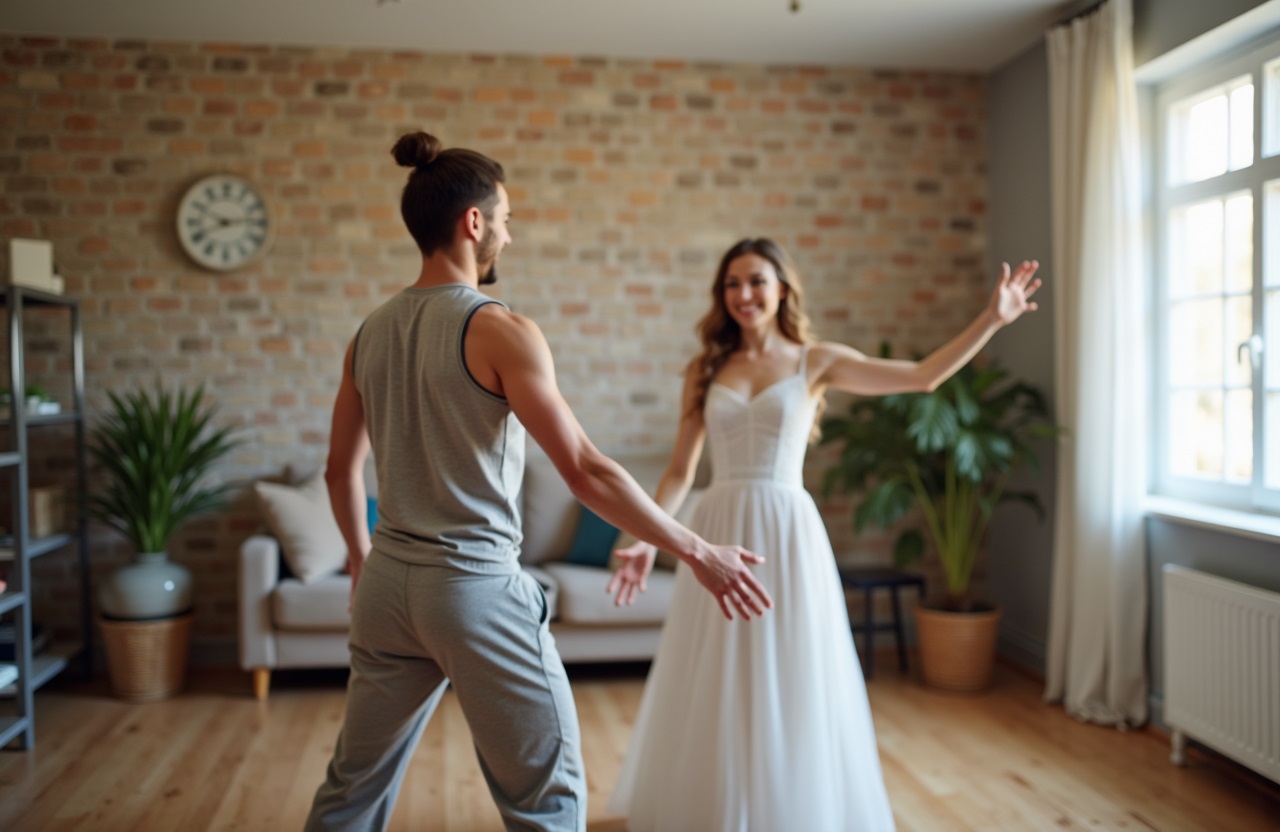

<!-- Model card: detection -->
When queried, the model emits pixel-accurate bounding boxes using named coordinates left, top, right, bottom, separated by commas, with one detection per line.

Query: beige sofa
left=238, top=449, right=702, bottom=699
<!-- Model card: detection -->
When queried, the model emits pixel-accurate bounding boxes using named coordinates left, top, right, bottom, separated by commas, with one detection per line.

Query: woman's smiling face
left=722, top=252, right=787, bottom=330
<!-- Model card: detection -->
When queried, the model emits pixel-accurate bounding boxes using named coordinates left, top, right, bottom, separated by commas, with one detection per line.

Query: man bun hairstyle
left=392, top=131, right=504, bottom=256
left=391, top=131, right=442, bottom=168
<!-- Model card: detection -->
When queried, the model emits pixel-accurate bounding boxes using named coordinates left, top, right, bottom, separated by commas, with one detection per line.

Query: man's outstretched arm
left=466, top=304, right=773, bottom=621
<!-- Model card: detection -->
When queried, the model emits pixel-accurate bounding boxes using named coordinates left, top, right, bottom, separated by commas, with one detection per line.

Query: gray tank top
left=353, top=284, right=526, bottom=573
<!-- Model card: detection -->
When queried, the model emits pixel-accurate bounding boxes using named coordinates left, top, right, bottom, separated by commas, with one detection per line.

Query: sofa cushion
left=272, top=575, right=351, bottom=630
left=565, top=504, right=620, bottom=568
left=254, top=473, right=347, bottom=584
left=519, top=447, right=685, bottom=567
left=542, top=562, right=676, bottom=625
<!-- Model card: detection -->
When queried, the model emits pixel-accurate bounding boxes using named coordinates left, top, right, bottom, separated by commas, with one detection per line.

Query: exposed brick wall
left=0, top=35, right=988, bottom=657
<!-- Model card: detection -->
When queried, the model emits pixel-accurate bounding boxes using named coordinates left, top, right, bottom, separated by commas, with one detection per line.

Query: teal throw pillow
left=367, top=496, right=379, bottom=535
left=565, top=504, right=620, bottom=568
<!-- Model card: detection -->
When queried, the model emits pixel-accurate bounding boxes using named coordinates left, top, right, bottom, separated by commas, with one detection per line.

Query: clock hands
left=192, top=200, right=263, bottom=225
left=191, top=210, right=264, bottom=230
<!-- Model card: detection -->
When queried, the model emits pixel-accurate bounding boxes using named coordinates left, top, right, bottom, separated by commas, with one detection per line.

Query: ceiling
left=1, top=0, right=1077, bottom=74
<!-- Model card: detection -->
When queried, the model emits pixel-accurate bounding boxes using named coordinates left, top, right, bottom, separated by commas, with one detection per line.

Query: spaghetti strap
left=798, top=343, right=810, bottom=376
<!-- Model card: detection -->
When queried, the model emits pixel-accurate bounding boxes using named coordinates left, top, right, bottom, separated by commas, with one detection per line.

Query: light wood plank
left=1, top=660, right=1277, bottom=831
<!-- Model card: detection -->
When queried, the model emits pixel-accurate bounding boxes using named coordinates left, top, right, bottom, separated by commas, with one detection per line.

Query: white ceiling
left=0, top=0, right=1076, bottom=73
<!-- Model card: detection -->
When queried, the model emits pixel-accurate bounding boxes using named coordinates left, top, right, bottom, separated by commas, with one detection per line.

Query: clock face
left=176, top=174, right=272, bottom=271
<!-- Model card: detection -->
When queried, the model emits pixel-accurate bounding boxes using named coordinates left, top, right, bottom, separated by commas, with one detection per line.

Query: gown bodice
left=703, top=348, right=817, bottom=489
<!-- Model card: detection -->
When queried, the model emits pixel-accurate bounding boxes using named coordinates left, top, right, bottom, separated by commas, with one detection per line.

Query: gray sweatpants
left=304, top=550, right=586, bottom=832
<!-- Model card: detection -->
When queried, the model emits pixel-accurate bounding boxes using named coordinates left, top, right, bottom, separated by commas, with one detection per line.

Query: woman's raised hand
left=608, top=540, right=658, bottom=607
left=989, top=260, right=1042, bottom=326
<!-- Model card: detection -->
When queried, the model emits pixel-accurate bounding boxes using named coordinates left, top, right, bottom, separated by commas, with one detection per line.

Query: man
left=304, top=131, right=774, bottom=832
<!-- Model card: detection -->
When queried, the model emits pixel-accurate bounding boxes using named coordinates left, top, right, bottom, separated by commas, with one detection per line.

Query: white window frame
left=1151, top=34, right=1280, bottom=514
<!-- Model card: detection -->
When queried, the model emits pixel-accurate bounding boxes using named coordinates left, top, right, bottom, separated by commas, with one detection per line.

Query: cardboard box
left=8, top=238, right=65, bottom=294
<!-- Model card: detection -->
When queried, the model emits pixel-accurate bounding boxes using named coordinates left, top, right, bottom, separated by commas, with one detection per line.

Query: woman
left=606, top=238, right=1041, bottom=831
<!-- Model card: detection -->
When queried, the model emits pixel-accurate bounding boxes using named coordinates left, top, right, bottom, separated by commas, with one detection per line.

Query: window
left=1153, top=36, right=1280, bottom=512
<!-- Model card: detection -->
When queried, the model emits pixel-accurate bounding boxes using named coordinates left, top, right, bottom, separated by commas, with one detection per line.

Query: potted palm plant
left=89, top=384, right=241, bottom=701
left=821, top=349, right=1058, bottom=691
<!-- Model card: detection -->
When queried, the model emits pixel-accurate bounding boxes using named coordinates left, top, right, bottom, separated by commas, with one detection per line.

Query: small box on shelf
left=29, top=486, right=66, bottom=538
left=8, top=238, right=65, bottom=295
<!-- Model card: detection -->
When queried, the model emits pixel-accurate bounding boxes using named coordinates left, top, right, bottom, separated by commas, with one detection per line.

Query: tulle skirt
left=608, top=480, right=895, bottom=831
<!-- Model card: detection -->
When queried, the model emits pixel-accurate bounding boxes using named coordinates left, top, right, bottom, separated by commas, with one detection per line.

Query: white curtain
left=1044, top=0, right=1148, bottom=727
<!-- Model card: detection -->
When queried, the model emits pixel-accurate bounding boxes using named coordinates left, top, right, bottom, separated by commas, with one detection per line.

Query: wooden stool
left=838, top=567, right=926, bottom=680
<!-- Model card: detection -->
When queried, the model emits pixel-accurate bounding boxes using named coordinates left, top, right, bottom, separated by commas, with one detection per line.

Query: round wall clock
left=175, top=174, right=272, bottom=271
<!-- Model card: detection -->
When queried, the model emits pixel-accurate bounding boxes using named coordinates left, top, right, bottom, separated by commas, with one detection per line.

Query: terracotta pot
left=914, top=602, right=1002, bottom=692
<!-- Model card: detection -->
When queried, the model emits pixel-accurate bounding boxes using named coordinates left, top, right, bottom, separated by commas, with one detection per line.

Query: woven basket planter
left=914, top=603, right=1002, bottom=693
left=98, top=612, right=193, bottom=703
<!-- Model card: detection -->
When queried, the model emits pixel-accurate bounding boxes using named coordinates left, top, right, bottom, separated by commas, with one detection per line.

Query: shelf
left=0, top=533, right=75, bottom=562
left=0, top=642, right=80, bottom=698
left=24, top=411, right=80, bottom=427
left=2, top=284, right=88, bottom=749
left=0, top=590, right=24, bottom=616
left=0, top=411, right=81, bottom=427
left=0, top=286, right=74, bottom=308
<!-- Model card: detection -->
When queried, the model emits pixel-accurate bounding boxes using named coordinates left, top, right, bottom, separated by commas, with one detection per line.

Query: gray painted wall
left=985, top=41, right=1058, bottom=672
left=1132, top=0, right=1274, bottom=64
left=984, top=0, right=1280, bottom=690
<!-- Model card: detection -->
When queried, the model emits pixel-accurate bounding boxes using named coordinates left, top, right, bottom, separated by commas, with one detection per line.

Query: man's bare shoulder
left=471, top=299, right=540, bottom=332
left=469, top=303, right=545, bottom=350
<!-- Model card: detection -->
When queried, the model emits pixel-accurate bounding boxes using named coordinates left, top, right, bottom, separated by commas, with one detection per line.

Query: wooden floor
left=2, top=657, right=1278, bottom=831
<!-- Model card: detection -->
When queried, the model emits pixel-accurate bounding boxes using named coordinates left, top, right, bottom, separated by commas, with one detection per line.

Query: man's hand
left=689, top=544, right=773, bottom=621
left=607, top=540, right=657, bottom=607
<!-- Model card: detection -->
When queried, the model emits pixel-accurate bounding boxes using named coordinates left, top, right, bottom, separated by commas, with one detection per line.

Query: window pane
left=1226, top=296, right=1254, bottom=386
left=1268, top=392, right=1280, bottom=488
left=1169, top=199, right=1224, bottom=297
left=1224, top=389, right=1253, bottom=482
left=1170, top=77, right=1255, bottom=183
left=1225, top=192, right=1253, bottom=292
left=1170, top=299, right=1224, bottom=386
left=1266, top=59, right=1280, bottom=158
left=1179, top=93, right=1228, bottom=183
left=1267, top=181, right=1280, bottom=288
left=1230, top=83, right=1255, bottom=171
left=1268, top=290, right=1280, bottom=389
left=1170, top=390, right=1224, bottom=478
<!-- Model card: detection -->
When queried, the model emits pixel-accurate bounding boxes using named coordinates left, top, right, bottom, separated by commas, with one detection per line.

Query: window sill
left=1144, top=495, right=1280, bottom=544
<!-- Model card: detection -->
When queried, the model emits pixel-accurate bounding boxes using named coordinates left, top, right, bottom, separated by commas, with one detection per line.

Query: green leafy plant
left=821, top=347, right=1059, bottom=612
left=88, top=385, right=242, bottom=554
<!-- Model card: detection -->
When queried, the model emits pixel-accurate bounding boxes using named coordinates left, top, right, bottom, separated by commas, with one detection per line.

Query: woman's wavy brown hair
left=687, top=238, right=823, bottom=440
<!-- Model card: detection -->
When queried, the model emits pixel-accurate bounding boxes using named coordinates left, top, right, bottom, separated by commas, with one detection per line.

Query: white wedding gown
left=608, top=348, right=896, bottom=831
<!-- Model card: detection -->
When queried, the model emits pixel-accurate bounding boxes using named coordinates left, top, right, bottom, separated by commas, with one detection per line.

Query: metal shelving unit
left=0, top=285, right=89, bottom=750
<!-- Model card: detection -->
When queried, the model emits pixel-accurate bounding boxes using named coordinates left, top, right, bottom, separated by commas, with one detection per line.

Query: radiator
left=1163, top=564, right=1280, bottom=784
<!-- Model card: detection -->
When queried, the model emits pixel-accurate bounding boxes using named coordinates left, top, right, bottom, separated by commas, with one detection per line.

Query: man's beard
left=478, top=224, right=499, bottom=286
